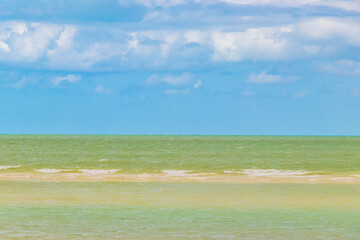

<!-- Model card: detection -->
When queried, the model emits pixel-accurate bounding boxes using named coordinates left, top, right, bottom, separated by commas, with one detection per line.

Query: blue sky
left=0, top=0, right=360, bottom=134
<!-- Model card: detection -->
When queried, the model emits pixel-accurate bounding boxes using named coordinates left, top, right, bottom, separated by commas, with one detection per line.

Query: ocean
left=1, top=135, right=360, bottom=239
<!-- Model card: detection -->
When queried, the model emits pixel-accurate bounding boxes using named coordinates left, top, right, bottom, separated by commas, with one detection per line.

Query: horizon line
left=0, top=133, right=359, bottom=137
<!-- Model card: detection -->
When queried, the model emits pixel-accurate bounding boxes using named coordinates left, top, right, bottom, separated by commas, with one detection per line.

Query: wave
left=34, top=169, right=70, bottom=173
left=161, top=170, right=193, bottom=176
left=79, top=169, right=120, bottom=175
left=0, top=165, right=20, bottom=170
left=224, top=169, right=312, bottom=177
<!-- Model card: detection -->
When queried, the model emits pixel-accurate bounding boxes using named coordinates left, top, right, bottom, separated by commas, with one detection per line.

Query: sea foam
left=34, top=169, right=69, bottom=173
left=79, top=169, right=120, bottom=175
left=225, top=169, right=312, bottom=177
left=161, top=170, right=193, bottom=176
left=0, top=165, right=20, bottom=170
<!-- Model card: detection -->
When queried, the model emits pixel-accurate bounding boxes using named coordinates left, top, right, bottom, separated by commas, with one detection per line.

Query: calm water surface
left=1, top=135, right=360, bottom=239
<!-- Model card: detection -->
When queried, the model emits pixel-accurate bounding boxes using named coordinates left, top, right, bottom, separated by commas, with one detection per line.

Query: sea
left=0, top=135, right=360, bottom=239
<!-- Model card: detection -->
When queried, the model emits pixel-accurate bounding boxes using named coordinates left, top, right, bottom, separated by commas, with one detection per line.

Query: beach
left=2, top=0, right=359, bottom=238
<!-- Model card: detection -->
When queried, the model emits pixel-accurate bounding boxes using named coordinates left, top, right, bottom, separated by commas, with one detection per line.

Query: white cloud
left=119, top=0, right=360, bottom=12
left=144, top=73, right=201, bottom=95
left=47, top=39, right=127, bottom=71
left=212, top=27, right=293, bottom=62
left=127, top=18, right=360, bottom=65
left=128, top=26, right=300, bottom=65
left=125, top=18, right=360, bottom=66
left=94, top=85, right=115, bottom=94
left=323, top=1, right=360, bottom=13
left=299, top=18, right=360, bottom=46
left=3, top=22, right=63, bottom=62
left=163, top=73, right=196, bottom=85
left=53, top=26, right=77, bottom=50
left=144, top=73, right=201, bottom=87
left=0, top=22, right=126, bottom=71
left=126, top=18, right=360, bottom=67
left=0, top=41, right=10, bottom=52
left=219, top=0, right=360, bottom=12
left=51, top=74, right=81, bottom=86
left=0, top=17, right=358, bottom=71
left=247, top=72, right=299, bottom=84
left=320, top=60, right=360, bottom=76
left=118, top=0, right=185, bottom=7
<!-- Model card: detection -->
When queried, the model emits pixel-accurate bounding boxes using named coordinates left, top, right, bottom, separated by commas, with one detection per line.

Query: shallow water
left=2, top=206, right=360, bottom=239
left=1, top=135, right=360, bottom=239
left=1, top=181, right=360, bottom=239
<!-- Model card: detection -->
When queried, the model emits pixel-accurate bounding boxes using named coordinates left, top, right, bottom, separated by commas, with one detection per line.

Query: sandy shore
left=1, top=172, right=360, bottom=183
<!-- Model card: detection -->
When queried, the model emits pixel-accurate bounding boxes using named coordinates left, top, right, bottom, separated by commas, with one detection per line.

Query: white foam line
left=224, top=170, right=242, bottom=174
left=224, top=169, right=312, bottom=177
left=0, top=165, right=20, bottom=170
left=34, top=169, right=70, bottom=173
left=79, top=169, right=121, bottom=175
left=159, top=170, right=217, bottom=179
left=134, top=173, right=153, bottom=178
left=161, top=170, right=193, bottom=176
left=328, top=177, right=354, bottom=182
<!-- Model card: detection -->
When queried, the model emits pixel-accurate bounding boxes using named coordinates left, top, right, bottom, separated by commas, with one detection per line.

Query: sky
left=0, top=0, right=360, bottom=135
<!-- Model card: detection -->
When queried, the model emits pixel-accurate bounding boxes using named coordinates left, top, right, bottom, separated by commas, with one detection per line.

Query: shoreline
left=1, top=172, right=360, bottom=183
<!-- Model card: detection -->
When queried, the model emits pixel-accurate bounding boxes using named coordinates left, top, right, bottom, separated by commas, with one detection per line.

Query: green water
left=1, top=135, right=360, bottom=174
left=2, top=206, right=360, bottom=239
left=1, top=135, right=360, bottom=239
left=1, top=181, right=360, bottom=239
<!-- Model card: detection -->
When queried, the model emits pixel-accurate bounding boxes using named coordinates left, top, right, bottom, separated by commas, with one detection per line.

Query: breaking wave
left=224, top=169, right=312, bottom=177
left=0, top=166, right=20, bottom=170
left=34, top=169, right=70, bottom=173
left=79, top=169, right=120, bottom=175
